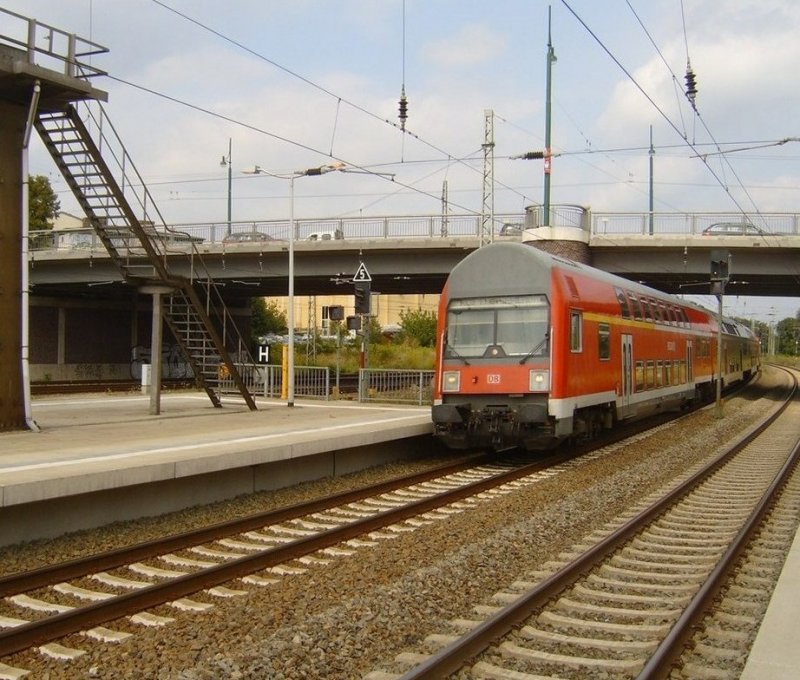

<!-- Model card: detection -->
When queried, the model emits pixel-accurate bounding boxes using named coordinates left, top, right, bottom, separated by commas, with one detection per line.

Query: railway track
left=0, top=402, right=706, bottom=678
left=366, top=367, right=799, bottom=679
left=2, top=377, right=772, bottom=677
left=0, top=450, right=581, bottom=675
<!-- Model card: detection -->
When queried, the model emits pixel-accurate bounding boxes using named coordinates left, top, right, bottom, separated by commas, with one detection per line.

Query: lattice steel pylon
left=480, top=109, right=495, bottom=246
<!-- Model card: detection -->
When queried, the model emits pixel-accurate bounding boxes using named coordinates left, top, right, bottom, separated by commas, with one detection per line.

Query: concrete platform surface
left=0, top=392, right=434, bottom=544
left=740, top=518, right=800, bottom=679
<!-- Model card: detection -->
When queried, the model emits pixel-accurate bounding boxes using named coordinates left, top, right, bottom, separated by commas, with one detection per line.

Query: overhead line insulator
left=685, top=64, right=698, bottom=107
left=398, top=89, right=408, bottom=131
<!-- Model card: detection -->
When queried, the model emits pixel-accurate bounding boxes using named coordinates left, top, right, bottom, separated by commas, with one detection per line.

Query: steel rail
left=0, top=450, right=578, bottom=657
left=398, top=368, right=796, bottom=680
left=0, top=453, right=490, bottom=597
left=638, top=386, right=800, bottom=678
left=0, top=400, right=691, bottom=597
left=1, top=376, right=761, bottom=659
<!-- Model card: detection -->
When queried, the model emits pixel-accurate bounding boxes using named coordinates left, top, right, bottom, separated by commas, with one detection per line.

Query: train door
left=621, top=334, right=633, bottom=411
left=686, top=340, right=694, bottom=382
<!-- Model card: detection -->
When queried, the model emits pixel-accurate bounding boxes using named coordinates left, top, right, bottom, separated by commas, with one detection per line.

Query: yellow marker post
left=281, top=344, right=289, bottom=400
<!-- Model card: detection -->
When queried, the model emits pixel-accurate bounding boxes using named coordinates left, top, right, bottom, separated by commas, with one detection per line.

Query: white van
left=307, top=229, right=343, bottom=241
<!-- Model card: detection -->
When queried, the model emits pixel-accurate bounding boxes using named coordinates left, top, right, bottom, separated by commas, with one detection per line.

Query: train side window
left=635, top=361, right=645, bottom=391
left=598, top=323, right=611, bottom=360
left=679, top=308, right=690, bottom=328
left=627, top=292, right=643, bottom=321
left=663, top=360, right=672, bottom=386
left=640, top=297, right=653, bottom=322
left=658, top=302, right=669, bottom=325
left=570, top=310, right=583, bottom=352
left=669, top=306, right=680, bottom=325
left=649, top=299, right=662, bottom=323
left=655, top=360, right=663, bottom=387
left=646, top=360, right=656, bottom=389
left=614, top=287, right=631, bottom=319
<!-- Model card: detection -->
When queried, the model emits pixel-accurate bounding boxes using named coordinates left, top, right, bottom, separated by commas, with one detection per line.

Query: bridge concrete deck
left=0, top=392, right=435, bottom=546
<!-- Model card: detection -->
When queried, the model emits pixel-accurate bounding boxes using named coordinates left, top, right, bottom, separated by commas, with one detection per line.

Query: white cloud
left=422, top=23, right=507, bottom=68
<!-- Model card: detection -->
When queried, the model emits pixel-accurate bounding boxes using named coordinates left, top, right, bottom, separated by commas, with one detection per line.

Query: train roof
left=446, top=242, right=752, bottom=333
left=447, top=242, right=669, bottom=302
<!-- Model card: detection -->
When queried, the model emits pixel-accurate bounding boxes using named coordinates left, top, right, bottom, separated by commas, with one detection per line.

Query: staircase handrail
left=73, top=100, right=261, bottom=385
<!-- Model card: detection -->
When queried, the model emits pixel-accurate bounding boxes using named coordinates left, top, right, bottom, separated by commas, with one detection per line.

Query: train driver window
left=497, top=305, right=549, bottom=356
left=445, top=296, right=549, bottom=358
left=598, top=323, right=611, bottom=360
left=570, top=310, right=583, bottom=352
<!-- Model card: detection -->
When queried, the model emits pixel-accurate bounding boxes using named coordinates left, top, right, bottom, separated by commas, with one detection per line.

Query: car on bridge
left=702, top=222, right=766, bottom=236
left=222, top=231, right=274, bottom=244
left=307, top=229, right=344, bottom=241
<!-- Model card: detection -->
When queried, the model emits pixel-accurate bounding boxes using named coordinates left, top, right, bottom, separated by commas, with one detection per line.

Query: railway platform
left=740, top=522, right=800, bottom=679
left=0, top=391, right=435, bottom=546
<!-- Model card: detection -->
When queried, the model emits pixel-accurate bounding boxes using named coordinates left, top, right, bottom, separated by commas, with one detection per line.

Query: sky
left=3, top=0, right=799, bottom=322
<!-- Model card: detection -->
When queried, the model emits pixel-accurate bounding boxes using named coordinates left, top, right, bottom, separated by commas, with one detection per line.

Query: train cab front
left=432, top=294, right=556, bottom=450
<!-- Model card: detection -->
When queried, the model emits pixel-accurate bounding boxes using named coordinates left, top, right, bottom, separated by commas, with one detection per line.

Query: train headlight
left=442, top=371, right=461, bottom=392
left=529, top=369, right=550, bottom=392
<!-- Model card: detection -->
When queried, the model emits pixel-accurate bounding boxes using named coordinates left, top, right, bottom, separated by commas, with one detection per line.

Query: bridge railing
left=592, top=212, right=800, bottom=236
left=32, top=209, right=800, bottom=253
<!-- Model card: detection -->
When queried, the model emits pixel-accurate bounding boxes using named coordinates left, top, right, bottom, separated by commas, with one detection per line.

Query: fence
left=256, top=365, right=331, bottom=399
left=358, top=369, right=434, bottom=405
left=219, top=365, right=433, bottom=404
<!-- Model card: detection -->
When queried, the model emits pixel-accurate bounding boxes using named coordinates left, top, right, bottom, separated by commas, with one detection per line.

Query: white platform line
left=1, top=414, right=428, bottom=474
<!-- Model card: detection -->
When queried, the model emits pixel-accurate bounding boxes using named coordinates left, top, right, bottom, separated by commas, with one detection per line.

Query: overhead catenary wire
left=148, top=0, right=528, bottom=220
left=622, top=0, right=781, bottom=235
left=561, top=0, right=758, bottom=224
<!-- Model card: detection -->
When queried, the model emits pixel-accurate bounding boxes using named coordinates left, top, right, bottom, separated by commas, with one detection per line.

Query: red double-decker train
left=432, top=242, right=760, bottom=450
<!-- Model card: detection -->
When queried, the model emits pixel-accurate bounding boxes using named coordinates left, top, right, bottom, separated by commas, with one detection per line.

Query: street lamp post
left=243, top=162, right=345, bottom=407
left=220, top=138, right=232, bottom=236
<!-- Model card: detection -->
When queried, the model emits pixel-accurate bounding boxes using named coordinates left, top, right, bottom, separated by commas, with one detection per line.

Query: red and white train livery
left=432, top=242, right=760, bottom=450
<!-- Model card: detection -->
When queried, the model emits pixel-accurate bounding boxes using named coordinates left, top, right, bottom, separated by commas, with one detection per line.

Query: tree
left=29, top=175, right=60, bottom=231
left=776, top=317, right=799, bottom=355
left=398, top=308, right=437, bottom=347
left=251, top=298, right=287, bottom=343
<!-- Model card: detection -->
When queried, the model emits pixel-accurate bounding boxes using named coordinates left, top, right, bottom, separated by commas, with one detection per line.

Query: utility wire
left=150, top=0, right=476, bottom=182
left=623, top=1, right=777, bottom=224
left=560, top=0, right=755, bottom=220
left=106, top=74, right=482, bottom=216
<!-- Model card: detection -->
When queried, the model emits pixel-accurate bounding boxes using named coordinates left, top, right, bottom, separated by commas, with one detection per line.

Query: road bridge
left=29, top=210, right=800, bottom=302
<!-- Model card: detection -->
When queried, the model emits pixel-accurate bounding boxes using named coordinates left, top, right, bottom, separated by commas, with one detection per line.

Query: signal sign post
left=710, top=249, right=730, bottom=419
left=352, top=262, right=372, bottom=386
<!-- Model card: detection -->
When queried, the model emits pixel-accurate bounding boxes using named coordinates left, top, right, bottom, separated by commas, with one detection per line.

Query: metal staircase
left=35, top=103, right=258, bottom=410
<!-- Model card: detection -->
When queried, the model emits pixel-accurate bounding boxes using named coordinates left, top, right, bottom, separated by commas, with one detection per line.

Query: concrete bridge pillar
left=521, top=204, right=592, bottom=264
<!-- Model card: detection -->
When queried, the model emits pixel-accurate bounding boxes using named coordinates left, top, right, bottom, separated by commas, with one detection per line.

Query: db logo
left=487, top=374, right=501, bottom=384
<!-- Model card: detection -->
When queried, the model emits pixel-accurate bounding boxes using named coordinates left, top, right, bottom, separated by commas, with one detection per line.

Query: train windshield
left=445, top=295, right=549, bottom=358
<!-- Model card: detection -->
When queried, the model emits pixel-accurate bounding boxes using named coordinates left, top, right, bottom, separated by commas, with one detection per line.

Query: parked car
left=307, top=229, right=343, bottom=241
left=701, top=222, right=766, bottom=236
left=499, top=223, right=524, bottom=236
left=222, top=231, right=273, bottom=243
